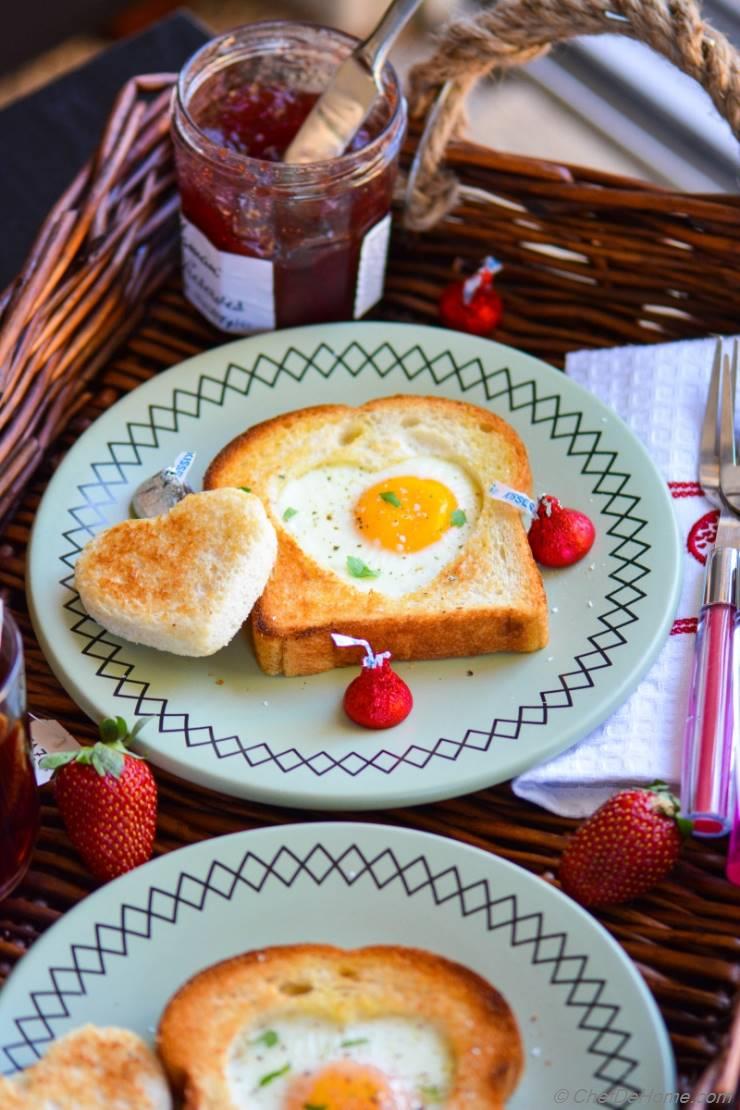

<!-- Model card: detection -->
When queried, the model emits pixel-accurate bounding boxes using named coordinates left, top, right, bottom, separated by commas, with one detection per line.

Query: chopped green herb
left=419, top=1085, right=443, bottom=1101
left=304, top=1104, right=328, bottom=1110
left=239, top=485, right=252, bottom=493
left=258, top=1063, right=290, bottom=1087
left=379, top=490, right=401, bottom=508
left=251, top=1029, right=279, bottom=1048
left=347, top=555, right=380, bottom=579
left=450, top=509, right=467, bottom=527
left=282, top=507, right=298, bottom=522
left=340, top=1037, right=369, bottom=1048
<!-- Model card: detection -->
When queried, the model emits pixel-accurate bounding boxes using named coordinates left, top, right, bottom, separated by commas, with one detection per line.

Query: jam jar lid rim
left=174, top=18, right=406, bottom=179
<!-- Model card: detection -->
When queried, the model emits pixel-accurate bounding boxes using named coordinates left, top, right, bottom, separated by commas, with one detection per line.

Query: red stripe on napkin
left=671, top=617, right=698, bottom=635
left=668, top=481, right=704, bottom=498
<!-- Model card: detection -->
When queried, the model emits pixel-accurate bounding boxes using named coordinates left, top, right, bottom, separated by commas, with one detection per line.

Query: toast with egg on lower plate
left=205, top=394, right=548, bottom=676
left=0, top=1025, right=172, bottom=1109
left=157, top=943, right=523, bottom=1108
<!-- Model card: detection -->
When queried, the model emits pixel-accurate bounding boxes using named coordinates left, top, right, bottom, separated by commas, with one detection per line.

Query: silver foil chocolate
left=131, top=451, right=196, bottom=518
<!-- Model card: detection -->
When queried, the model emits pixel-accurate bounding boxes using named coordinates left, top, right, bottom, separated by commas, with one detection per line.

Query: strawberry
left=41, top=717, right=157, bottom=881
left=528, top=494, right=595, bottom=567
left=559, top=782, right=691, bottom=907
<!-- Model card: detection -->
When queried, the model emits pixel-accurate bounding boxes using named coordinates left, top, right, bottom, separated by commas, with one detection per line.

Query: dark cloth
left=0, top=11, right=209, bottom=290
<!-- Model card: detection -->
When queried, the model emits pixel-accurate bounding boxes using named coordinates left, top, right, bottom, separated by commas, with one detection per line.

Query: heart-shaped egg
left=274, top=457, right=480, bottom=598
left=228, top=1014, right=453, bottom=1108
left=74, top=488, right=277, bottom=656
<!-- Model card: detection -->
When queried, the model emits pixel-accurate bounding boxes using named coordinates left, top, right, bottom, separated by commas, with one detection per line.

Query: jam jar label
left=180, top=216, right=276, bottom=333
left=354, top=213, right=392, bottom=319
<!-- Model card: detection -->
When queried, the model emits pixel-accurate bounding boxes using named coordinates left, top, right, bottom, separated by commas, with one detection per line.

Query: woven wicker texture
left=1, top=0, right=739, bottom=1095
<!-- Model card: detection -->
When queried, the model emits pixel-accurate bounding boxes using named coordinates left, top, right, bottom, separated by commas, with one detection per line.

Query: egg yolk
left=354, top=477, right=459, bottom=554
left=283, top=1060, right=407, bottom=1109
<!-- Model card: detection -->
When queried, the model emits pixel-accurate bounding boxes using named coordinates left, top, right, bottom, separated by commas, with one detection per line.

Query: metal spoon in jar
left=283, top=0, right=423, bottom=165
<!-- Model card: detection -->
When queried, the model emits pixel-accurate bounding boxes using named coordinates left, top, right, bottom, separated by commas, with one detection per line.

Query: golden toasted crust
left=0, top=1079, right=27, bottom=1109
left=205, top=394, right=548, bottom=675
left=157, top=943, right=523, bottom=1109
left=1, top=1026, right=172, bottom=1109
left=74, top=489, right=277, bottom=657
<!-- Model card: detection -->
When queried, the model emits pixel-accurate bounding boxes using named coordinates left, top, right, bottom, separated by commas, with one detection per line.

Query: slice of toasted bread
left=205, top=394, right=548, bottom=675
left=158, top=943, right=523, bottom=1108
left=0, top=1025, right=172, bottom=1109
left=74, top=488, right=277, bottom=657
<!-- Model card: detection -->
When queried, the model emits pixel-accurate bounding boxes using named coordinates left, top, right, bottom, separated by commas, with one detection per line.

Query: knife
left=283, top=0, right=422, bottom=164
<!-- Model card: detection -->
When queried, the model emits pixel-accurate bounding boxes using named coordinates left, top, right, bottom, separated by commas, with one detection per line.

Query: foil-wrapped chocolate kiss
left=131, top=451, right=196, bottom=518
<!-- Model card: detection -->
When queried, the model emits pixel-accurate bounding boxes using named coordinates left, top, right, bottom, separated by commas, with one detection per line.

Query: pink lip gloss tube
left=681, top=547, right=738, bottom=837
left=727, top=766, right=740, bottom=884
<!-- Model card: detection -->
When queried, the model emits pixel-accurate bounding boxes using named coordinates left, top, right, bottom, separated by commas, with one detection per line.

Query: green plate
left=27, top=322, right=681, bottom=810
left=0, top=822, right=675, bottom=1105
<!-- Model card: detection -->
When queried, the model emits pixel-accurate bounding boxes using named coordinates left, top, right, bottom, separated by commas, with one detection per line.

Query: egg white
left=227, top=1014, right=453, bottom=1107
left=274, top=458, right=480, bottom=598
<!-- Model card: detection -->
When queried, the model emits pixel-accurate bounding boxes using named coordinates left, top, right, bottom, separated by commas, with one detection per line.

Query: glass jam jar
left=0, top=610, right=39, bottom=902
left=172, top=21, right=406, bottom=333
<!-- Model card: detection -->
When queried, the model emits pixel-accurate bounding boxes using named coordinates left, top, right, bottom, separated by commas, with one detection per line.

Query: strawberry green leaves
left=99, top=716, right=129, bottom=743
left=40, top=716, right=151, bottom=779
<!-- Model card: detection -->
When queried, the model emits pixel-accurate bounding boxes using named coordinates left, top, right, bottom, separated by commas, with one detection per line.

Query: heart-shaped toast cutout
left=75, top=489, right=277, bottom=656
left=0, top=1026, right=172, bottom=1108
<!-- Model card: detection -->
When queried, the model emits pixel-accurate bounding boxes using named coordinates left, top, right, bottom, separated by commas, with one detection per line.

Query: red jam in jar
left=172, top=23, right=406, bottom=332
left=195, top=84, right=373, bottom=162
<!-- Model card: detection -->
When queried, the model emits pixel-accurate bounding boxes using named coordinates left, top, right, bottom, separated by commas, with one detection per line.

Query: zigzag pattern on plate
left=58, top=340, right=650, bottom=775
left=1, top=839, right=641, bottom=1107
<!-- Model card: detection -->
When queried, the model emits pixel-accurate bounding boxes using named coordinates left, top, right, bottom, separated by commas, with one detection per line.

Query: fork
left=681, top=339, right=739, bottom=837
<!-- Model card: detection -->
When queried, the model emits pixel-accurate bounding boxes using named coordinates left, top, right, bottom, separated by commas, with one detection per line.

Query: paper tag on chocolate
left=30, top=719, right=82, bottom=785
left=169, top=451, right=196, bottom=481
left=331, top=632, right=390, bottom=669
left=488, top=481, right=537, bottom=519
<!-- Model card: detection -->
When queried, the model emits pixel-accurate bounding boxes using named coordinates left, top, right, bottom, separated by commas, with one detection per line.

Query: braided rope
left=405, top=0, right=740, bottom=229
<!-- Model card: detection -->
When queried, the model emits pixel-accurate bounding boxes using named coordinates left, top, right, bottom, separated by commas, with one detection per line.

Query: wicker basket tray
left=1, top=0, right=739, bottom=1095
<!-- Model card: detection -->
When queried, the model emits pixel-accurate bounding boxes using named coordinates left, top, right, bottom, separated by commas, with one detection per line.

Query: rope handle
left=404, top=0, right=740, bottom=229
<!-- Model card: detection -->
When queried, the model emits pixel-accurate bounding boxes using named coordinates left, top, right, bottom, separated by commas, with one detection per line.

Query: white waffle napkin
left=513, top=335, right=739, bottom=818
